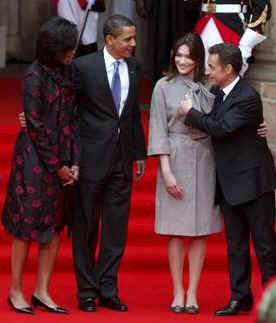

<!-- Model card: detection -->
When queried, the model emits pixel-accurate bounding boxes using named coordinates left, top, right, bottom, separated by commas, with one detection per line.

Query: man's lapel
left=90, top=52, right=136, bottom=118
left=120, top=58, right=135, bottom=118
left=95, top=51, right=118, bottom=116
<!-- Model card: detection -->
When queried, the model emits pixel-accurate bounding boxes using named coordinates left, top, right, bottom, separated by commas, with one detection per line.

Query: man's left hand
left=135, top=160, right=146, bottom=181
left=178, top=97, right=193, bottom=117
left=257, top=121, right=268, bottom=138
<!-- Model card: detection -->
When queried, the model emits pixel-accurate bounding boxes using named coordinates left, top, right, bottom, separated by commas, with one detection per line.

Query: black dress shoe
left=170, top=305, right=185, bottom=313
left=215, top=296, right=253, bottom=316
left=99, top=296, right=128, bottom=311
left=78, top=297, right=97, bottom=312
left=31, top=295, right=69, bottom=314
left=185, top=305, right=199, bottom=314
left=8, top=297, right=34, bottom=315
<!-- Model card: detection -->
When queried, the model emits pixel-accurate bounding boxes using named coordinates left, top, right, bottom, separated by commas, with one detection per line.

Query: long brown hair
left=165, top=32, right=205, bottom=83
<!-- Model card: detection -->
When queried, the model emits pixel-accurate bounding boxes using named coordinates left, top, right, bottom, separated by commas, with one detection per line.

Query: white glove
left=86, top=0, right=96, bottom=10
left=239, top=28, right=266, bottom=76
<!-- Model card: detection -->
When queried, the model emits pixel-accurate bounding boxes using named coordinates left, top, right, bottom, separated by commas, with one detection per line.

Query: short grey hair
left=103, top=14, right=135, bottom=39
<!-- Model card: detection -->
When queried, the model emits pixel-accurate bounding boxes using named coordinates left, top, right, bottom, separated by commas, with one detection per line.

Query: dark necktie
left=213, top=88, right=225, bottom=116
left=111, top=61, right=121, bottom=113
left=216, top=89, right=225, bottom=106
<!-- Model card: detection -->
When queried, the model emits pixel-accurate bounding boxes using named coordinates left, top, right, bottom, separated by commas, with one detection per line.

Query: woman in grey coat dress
left=148, top=33, right=221, bottom=313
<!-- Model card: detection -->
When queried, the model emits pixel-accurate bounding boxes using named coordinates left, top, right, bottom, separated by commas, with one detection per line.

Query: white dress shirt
left=103, top=47, right=129, bottom=117
left=57, top=0, right=99, bottom=45
left=222, top=76, right=240, bottom=101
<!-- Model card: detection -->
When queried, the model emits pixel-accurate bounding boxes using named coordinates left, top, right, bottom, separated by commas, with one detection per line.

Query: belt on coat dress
left=201, top=4, right=247, bottom=14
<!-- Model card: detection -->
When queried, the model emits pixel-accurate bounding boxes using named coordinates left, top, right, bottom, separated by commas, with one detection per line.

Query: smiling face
left=174, top=44, right=196, bottom=78
left=206, top=53, right=234, bottom=88
left=106, top=26, right=136, bottom=59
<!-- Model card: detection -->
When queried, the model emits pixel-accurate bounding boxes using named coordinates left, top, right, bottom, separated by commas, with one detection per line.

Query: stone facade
left=246, top=2, right=276, bottom=157
left=0, top=0, right=52, bottom=61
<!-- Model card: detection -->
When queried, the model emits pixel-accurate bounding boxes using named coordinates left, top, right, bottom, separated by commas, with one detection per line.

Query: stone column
left=247, top=0, right=276, bottom=160
left=247, top=1, right=276, bottom=82
left=7, top=0, right=21, bottom=60
left=0, top=0, right=52, bottom=62
left=19, top=1, right=52, bottom=61
left=0, top=26, right=6, bottom=67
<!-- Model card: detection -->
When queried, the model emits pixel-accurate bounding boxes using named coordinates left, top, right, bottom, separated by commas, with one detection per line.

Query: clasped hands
left=18, top=112, right=79, bottom=186
left=57, top=165, right=79, bottom=187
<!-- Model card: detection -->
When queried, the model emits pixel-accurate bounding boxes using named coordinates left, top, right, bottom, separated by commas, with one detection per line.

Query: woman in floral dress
left=2, top=17, right=79, bottom=314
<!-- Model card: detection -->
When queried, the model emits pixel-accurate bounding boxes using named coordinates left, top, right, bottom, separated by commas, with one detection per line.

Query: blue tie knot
left=114, top=60, right=120, bottom=72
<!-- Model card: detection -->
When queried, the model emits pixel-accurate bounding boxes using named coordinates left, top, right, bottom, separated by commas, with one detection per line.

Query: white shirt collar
left=222, top=76, right=240, bottom=99
left=103, top=46, right=124, bottom=71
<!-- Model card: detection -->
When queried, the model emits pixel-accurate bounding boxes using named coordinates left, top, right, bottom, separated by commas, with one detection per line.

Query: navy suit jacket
left=73, top=51, right=146, bottom=181
left=185, top=79, right=276, bottom=206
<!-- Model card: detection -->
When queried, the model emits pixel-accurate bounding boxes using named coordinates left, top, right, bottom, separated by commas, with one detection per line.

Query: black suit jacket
left=73, top=51, right=146, bottom=181
left=185, top=79, right=276, bottom=206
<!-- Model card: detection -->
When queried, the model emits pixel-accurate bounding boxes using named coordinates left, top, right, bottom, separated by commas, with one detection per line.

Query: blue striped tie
left=111, top=61, right=121, bottom=113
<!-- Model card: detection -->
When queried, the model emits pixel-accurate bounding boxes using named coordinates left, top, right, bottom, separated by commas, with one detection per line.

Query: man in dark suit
left=178, top=42, right=276, bottom=316
left=72, top=15, right=146, bottom=312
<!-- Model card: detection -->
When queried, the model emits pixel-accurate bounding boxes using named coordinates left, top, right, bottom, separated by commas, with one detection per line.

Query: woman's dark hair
left=209, top=42, right=242, bottom=75
left=103, top=14, right=135, bottom=39
left=166, top=33, right=205, bottom=83
left=36, top=16, right=78, bottom=68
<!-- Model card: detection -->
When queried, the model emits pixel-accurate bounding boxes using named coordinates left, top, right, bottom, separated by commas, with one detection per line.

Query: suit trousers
left=221, top=191, right=276, bottom=300
left=72, top=145, right=132, bottom=300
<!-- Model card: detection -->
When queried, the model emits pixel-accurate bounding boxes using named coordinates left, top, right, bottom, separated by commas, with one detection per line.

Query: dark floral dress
left=2, top=61, right=80, bottom=243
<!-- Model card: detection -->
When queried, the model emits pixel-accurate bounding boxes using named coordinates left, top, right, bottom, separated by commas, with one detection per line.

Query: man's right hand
left=19, top=112, right=26, bottom=128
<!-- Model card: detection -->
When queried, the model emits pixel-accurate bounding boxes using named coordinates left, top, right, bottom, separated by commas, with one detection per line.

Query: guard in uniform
left=195, top=0, right=271, bottom=74
left=52, top=0, right=105, bottom=57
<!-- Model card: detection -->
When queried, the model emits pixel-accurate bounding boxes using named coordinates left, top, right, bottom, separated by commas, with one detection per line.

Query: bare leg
left=186, top=237, right=206, bottom=306
left=9, top=237, right=31, bottom=308
left=168, top=236, right=185, bottom=306
left=33, top=232, right=61, bottom=307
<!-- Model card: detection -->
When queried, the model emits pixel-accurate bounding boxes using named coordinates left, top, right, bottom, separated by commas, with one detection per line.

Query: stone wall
left=246, top=1, right=276, bottom=157
left=0, top=0, right=52, bottom=61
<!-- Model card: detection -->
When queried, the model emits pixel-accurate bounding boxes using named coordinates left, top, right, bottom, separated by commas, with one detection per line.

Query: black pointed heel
left=8, top=297, right=34, bottom=315
left=170, top=305, right=185, bottom=313
left=185, top=304, right=199, bottom=314
left=31, top=295, right=69, bottom=314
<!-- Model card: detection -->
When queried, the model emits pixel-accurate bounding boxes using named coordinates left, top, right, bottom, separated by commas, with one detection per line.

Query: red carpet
left=0, top=77, right=262, bottom=322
